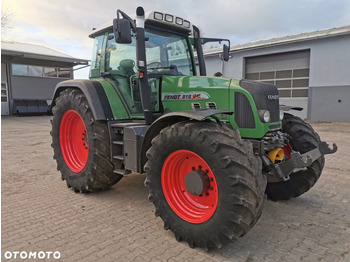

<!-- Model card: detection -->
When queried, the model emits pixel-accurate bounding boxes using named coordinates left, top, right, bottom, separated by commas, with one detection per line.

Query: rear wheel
left=51, top=88, right=122, bottom=192
left=265, top=113, right=325, bottom=201
left=145, top=121, right=266, bottom=250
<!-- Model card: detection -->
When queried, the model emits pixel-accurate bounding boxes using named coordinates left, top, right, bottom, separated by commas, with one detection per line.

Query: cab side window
left=90, top=34, right=105, bottom=78
left=105, top=34, right=141, bottom=113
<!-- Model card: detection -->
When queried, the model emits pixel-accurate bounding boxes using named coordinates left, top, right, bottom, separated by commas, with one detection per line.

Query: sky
left=1, top=0, right=350, bottom=79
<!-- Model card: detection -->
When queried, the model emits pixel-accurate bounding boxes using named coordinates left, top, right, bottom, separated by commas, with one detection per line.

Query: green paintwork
left=97, top=79, right=130, bottom=120
left=161, top=75, right=231, bottom=116
left=161, top=75, right=281, bottom=139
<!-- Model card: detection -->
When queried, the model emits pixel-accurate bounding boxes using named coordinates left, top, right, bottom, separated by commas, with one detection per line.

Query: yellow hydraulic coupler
left=268, top=148, right=284, bottom=163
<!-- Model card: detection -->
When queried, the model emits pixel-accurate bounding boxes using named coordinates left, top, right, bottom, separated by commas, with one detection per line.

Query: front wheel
left=265, top=113, right=325, bottom=201
left=51, top=88, right=122, bottom=192
left=145, top=121, right=266, bottom=250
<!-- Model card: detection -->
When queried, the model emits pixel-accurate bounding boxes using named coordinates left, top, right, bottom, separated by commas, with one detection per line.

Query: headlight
left=280, top=109, right=284, bottom=120
left=258, top=110, right=271, bottom=123
left=263, top=111, right=271, bottom=123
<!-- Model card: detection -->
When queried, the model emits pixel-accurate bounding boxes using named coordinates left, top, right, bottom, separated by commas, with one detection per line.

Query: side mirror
left=223, top=44, right=230, bottom=62
left=113, top=18, right=132, bottom=44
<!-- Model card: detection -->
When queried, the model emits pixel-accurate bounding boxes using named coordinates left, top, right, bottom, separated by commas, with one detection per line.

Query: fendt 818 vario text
left=51, top=7, right=337, bottom=249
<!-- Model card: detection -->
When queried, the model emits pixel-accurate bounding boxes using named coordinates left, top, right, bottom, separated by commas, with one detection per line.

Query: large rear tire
left=265, top=113, right=325, bottom=201
left=51, top=88, right=122, bottom=192
left=145, top=121, right=266, bottom=250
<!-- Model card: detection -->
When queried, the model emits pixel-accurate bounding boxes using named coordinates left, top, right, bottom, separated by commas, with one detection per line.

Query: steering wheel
left=147, top=62, right=161, bottom=69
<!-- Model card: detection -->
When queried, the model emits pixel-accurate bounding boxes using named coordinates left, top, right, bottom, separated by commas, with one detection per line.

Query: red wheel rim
left=283, top=143, right=293, bottom=159
left=161, top=150, right=218, bottom=224
left=59, top=110, right=88, bottom=173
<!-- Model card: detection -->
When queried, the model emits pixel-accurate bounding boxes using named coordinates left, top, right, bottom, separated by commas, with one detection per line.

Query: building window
left=11, top=64, right=71, bottom=78
left=58, top=68, right=71, bottom=78
left=12, top=64, right=27, bottom=76
left=44, top=67, right=57, bottom=77
left=28, top=65, right=43, bottom=77
left=245, top=68, right=309, bottom=98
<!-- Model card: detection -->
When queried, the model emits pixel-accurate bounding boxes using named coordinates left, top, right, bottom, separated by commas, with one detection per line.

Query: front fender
left=50, top=79, right=114, bottom=120
left=140, top=109, right=233, bottom=172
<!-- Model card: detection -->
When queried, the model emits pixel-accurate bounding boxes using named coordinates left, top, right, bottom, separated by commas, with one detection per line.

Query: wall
left=10, top=75, right=68, bottom=100
left=307, top=36, right=350, bottom=121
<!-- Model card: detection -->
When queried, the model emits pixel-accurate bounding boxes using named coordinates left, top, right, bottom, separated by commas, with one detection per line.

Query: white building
left=204, top=26, right=350, bottom=121
left=1, top=41, right=88, bottom=115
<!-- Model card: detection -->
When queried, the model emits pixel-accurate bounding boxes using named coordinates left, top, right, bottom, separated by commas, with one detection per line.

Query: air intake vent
left=206, top=102, right=217, bottom=109
left=234, top=92, right=255, bottom=128
left=191, top=102, right=201, bottom=110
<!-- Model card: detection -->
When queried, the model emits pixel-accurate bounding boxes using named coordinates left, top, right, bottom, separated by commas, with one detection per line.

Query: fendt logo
left=267, top=94, right=279, bottom=100
left=162, top=92, right=210, bottom=101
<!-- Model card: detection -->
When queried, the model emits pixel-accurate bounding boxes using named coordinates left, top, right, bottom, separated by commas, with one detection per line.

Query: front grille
left=266, top=101, right=279, bottom=122
left=235, top=92, right=255, bottom=128
left=240, top=79, right=280, bottom=123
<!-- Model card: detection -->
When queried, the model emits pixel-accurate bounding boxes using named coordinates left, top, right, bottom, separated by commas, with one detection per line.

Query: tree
left=1, top=3, right=12, bottom=32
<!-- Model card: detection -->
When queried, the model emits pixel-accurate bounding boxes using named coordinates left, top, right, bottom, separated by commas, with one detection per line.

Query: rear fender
left=50, top=80, right=114, bottom=120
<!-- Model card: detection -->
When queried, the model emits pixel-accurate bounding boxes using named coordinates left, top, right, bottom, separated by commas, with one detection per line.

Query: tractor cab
left=89, top=9, right=229, bottom=122
left=89, top=11, right=196, bottom=117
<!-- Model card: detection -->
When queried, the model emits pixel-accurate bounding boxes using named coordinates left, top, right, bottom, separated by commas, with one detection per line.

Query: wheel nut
left=205, top=192, right=209, bottom=196
left=192, top=167, right=195, bottom=171
left=198, top=165, right=202, bottom=169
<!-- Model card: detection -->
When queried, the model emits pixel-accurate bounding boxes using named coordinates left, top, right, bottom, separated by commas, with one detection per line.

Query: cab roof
left=89, top=11, right=192, bottom=38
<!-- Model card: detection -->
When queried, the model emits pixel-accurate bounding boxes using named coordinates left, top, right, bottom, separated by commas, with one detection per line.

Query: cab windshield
left=105, top=28, right=194, bottom=114
left=106, top=28, right=194, bottom=75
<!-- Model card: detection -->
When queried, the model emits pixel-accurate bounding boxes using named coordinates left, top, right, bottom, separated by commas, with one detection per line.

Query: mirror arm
left=116, top=9, right=136, bottom=32
left=201, top=37, right=230, bottom=47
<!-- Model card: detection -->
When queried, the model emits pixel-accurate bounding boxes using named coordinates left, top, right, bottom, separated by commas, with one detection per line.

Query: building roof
left=1, top=41, right=89, bottom=65
left=204, top=25, right=350, bottom=56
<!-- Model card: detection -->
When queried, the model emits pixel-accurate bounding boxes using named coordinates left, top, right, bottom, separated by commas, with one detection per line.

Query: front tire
left=265, top=113, right=325, bottom=201
left=145, top=121, right=266, bottom=250
left=51, top=88, right=122, bottom=192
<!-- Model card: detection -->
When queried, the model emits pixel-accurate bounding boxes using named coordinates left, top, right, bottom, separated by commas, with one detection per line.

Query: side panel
left=161, top=76, right=281, bottom=139
left=161, top=76, right=231, bottom=119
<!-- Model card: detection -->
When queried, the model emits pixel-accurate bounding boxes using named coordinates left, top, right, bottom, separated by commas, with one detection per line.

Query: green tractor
left=51, top=7, right=337, bottom=249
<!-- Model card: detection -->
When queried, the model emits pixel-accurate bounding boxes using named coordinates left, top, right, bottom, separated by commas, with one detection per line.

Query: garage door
left=245, top=50, right=310, bottom=119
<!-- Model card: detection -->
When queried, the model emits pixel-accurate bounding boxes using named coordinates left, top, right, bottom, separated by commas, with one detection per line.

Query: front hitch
left=266, top=142, right=337, bottom=182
